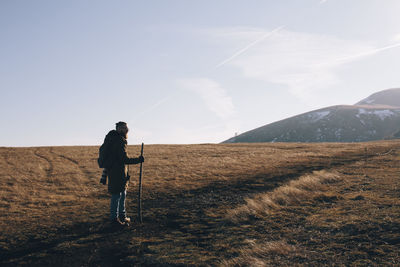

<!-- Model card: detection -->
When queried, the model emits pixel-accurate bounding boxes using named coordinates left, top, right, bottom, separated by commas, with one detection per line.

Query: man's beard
left=118, top=131, right=128, bottom=139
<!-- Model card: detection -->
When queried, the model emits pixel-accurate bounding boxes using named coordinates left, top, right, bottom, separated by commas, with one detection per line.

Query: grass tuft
left=228, top=170, right=341, bottom=221
left=220, top=240, right=303, bottom=267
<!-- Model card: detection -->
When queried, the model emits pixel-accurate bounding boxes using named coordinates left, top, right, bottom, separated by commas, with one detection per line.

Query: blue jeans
left=110, top=190, right=127, bottom=220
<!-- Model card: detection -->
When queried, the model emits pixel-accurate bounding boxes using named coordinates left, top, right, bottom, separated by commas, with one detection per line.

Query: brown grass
left=0, top=141, right=399, bottom=266
left=220, top=240, right=303, bottom=267
left=229, top=170, right=341, bottom=221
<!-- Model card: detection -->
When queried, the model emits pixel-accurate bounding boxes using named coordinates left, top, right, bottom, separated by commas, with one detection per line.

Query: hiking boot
left=110, top=218, right=126, bottom=229
left=119, top=216, right=131, bottom=223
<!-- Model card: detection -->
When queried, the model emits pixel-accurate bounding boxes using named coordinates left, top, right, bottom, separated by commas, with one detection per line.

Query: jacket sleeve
left=117, top=140, right=141, bottom=165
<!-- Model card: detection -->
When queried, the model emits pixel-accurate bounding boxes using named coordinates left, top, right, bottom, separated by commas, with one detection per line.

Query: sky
left=1, top=0, right=400, bottom=146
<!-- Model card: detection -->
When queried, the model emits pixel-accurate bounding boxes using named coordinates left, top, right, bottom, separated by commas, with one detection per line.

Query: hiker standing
left=99, top=121, right=144, bottom=227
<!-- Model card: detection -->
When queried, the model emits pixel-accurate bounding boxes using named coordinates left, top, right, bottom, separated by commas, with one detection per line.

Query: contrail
left=136, top=26, right=284, bottom=119
left=316, top=42, right=400, bottom=68
left=213, top=26, right=284, bottom=69
left=134, top=96, right=171, bottom=121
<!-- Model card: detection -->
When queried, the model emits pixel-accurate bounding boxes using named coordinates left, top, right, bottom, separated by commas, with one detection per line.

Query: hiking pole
left=138, top=143, right=144, bottom=223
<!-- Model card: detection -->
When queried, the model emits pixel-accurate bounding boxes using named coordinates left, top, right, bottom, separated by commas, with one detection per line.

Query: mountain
left=356, top=88, right=400, bottom=107
left=223, top=88, right=400, bottom=143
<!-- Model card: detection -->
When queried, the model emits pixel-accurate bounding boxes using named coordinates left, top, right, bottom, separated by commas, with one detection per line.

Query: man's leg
left=118, top=190, right=130, bottom=222
left=110, top=193, right=121, bottom=221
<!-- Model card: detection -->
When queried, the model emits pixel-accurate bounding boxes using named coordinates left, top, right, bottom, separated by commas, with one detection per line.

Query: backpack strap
left=127, top=165, right=131, bottom=181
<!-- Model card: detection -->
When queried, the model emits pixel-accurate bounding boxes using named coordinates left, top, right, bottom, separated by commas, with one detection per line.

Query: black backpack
left=98, top=139, right=112, bottom=168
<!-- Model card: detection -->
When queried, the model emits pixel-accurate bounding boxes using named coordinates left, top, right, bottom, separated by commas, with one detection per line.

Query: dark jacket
left=104, top=130, right=141, bottom=194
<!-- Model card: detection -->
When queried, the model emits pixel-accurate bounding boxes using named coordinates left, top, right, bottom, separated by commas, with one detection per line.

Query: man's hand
left=138, top=155, right=145, bottom=163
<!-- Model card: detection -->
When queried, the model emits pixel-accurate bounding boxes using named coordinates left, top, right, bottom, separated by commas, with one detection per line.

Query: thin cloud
left=213, top=28, right=377, bottom=99
left=213, top=26, right=284, bottom=70
left=178, top=78, right=235, bottom=119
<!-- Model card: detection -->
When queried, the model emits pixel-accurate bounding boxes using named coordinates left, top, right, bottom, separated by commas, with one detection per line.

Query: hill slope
left=224, top=88, right=400, bottom=143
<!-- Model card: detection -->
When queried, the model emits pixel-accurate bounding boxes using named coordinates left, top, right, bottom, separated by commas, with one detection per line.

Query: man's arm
left=117, top=141, right=144, bottom=165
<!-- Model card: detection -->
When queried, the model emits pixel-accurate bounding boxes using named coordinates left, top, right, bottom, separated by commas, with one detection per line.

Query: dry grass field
left=0, top=142, right=399, bottom=266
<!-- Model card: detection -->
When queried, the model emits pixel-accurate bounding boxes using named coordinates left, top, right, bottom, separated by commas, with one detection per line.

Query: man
left=101, top=121, right=144, bottom=227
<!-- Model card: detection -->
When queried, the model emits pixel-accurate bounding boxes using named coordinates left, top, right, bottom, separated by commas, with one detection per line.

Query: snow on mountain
left=357, top=109, right=397, bottom=120
left=308, top=111, right=331, bottom=122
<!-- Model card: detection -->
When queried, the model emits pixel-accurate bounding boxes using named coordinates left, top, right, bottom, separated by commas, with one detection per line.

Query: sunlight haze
left=1, top=0, right=400, bottom=146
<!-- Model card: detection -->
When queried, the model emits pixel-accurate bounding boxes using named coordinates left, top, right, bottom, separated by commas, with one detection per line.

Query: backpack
left=98, top=140, right=112, bottom=168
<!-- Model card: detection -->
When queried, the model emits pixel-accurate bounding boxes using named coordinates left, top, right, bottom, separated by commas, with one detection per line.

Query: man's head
left=116, top=121, right=129, bottom=138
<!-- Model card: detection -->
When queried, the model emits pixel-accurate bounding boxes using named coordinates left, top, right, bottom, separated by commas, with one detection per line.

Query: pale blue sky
left=1, top=0, right=400, bottom=146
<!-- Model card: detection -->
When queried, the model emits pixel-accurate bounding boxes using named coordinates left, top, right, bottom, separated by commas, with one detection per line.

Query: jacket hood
left=104, top=130, right=122, bottom=143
